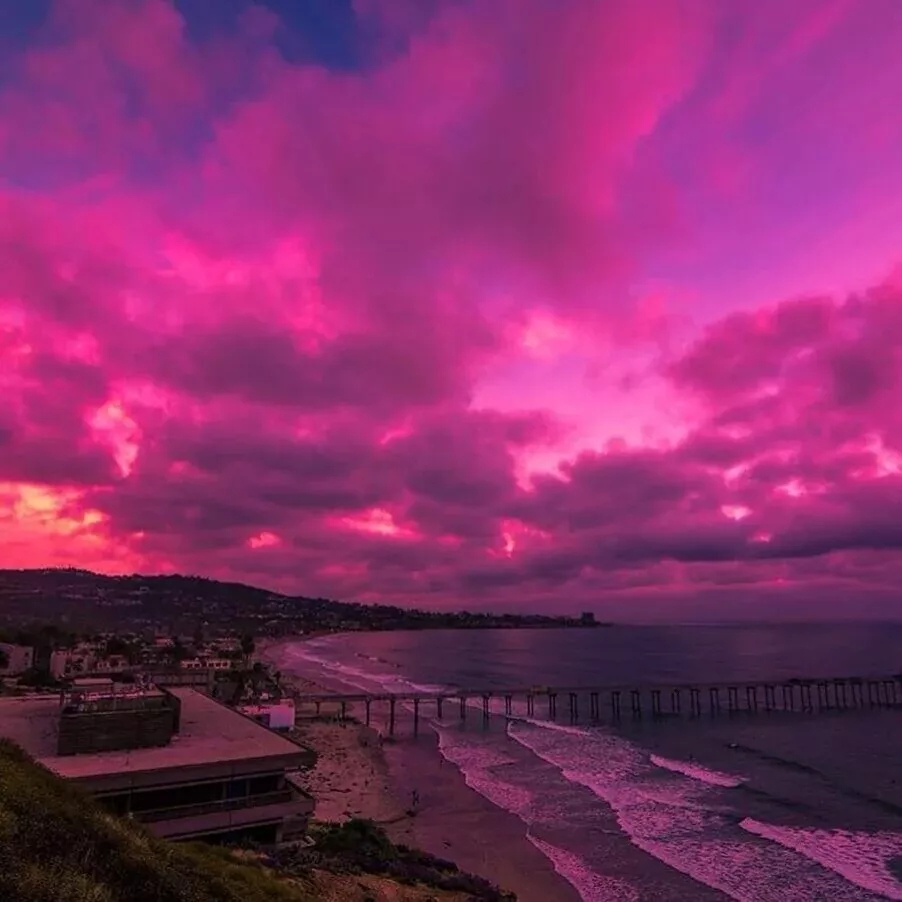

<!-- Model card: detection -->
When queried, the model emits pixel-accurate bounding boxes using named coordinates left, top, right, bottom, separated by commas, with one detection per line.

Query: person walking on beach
left=411, top=789, right=420, bottom=811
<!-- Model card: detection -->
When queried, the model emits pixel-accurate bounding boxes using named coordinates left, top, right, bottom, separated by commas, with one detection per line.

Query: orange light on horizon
left=0, top=481, right=142, bottom=571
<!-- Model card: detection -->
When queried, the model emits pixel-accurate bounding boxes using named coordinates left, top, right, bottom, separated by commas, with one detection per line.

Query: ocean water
left=274, top=624, right=902, bottom=901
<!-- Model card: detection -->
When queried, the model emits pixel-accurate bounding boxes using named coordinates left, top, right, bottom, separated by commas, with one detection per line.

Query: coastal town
left=0, top=568, right=605, bottom=636
left=0, top=568, right=586, bottom=901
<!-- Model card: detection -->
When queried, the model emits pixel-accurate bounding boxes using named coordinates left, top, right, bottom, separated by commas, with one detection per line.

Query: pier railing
left=290, top=674, right=902, bottom=736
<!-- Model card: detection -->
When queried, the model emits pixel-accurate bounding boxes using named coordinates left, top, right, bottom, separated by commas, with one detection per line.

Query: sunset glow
left=2, top=0, right=902, bottom=618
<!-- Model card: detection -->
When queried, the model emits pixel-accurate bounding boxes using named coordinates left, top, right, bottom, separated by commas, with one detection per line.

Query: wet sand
left=383, top=728, right=581, bottom=902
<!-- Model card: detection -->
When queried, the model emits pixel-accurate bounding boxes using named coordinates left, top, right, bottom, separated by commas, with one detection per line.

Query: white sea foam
left=527, top=835, right=639, bottom=902
left=650, top=754, right=747, bottom=788
left=289, top=642, right=450, bottom=698
left=435, top=728, right=534, bottom=816
left=277, top=638, right=896, bottom=902
left=741, top=819, right=902, bottom=900
left=508, top=719, right=887, bottom=901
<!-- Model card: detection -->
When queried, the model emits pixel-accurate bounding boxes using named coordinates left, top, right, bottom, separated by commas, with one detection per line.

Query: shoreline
left=381, top=725, right=582, bottom=902
left=259, top=636, right=582, bottom=902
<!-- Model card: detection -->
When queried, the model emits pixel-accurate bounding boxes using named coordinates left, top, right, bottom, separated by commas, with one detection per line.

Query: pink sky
left=3, top=0, right=902, bottom=619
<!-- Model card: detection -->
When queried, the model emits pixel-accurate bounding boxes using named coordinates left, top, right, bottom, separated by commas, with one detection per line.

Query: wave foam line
left=741, top=819, right=902, bottom=900
left=650, top=754, right=747, bottom=788
left=527, top=834, right=639, bottom=902
left=508, top=719, right=886, bottom=901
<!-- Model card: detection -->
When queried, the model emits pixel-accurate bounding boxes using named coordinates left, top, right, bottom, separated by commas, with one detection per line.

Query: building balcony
left=137, top=786, right=315, bottom=842
left=137, top=788, right=296, bottom=823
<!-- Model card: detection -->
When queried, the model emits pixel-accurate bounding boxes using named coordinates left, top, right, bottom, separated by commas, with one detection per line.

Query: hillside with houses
left=0, top=568, right=605, bottom=638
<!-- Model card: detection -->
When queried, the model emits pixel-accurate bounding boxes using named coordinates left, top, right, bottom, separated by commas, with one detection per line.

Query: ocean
left=275, top=624, right=902, bottom=901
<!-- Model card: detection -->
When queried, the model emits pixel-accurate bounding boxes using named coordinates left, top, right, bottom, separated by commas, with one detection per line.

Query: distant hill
left=0, top=568, right=296, bottom=634
left=0, top=568, right=604, bottom=635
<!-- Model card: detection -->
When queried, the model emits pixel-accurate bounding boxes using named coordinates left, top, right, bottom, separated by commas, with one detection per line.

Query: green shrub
left=277, top=819, right=516, bottom=901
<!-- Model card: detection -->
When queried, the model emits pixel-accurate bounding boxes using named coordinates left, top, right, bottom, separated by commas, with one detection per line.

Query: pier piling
left=651, top=689, right=662, bottom=718
left=291, top=673, right=901, bottom=737
left=630, top=689, right=642, bottom=719
left=709, top=687, right=720, bottom=715
left=690, top=687, right=701, bottom=716
left=782, top=685, right=793, bottom=710
left=727, top=686, right=738, bottom=714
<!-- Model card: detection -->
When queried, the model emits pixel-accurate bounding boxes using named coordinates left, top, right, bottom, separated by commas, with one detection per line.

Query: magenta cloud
left=2, top=0, right=902, bottom=620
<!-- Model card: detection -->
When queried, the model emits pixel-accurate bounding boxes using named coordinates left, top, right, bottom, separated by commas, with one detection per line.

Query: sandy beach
left=261, top=640, right=581, bottom=902
left=292, top=716, right=407, bottom=823
left=382, top=729, right=581, bottom=902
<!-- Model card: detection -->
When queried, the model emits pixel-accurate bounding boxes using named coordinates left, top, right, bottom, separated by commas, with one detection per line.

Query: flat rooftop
left=0, top=687, right=304, bottom=781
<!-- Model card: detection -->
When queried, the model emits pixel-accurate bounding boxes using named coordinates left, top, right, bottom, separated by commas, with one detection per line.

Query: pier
left=292, top=674, right=902, bottom=736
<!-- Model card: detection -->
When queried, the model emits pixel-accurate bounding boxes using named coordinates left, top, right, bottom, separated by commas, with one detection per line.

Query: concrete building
left=0, top=642, right=34, bottom=675
left=0, top=682, right=314, bottom=845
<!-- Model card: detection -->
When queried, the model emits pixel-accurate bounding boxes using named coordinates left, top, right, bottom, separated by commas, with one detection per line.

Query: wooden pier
left=292, top=674, right=902, bottom=736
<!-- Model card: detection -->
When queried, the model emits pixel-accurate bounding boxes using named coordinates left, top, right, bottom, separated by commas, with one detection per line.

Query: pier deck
left=290, top=673, right=902, bottom=735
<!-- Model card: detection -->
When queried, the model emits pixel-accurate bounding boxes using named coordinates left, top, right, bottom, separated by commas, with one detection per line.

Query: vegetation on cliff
left=273, top=819, right=516, bottom=901
left=0, top=739, right=312, bottom=902
left=0, top=740, right=514, bottom=902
